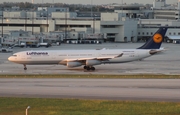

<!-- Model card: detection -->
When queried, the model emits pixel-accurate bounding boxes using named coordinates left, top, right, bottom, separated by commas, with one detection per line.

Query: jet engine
left=86, top=60, right=101, bottom=66
left=67, top=62, right=82, bottom=68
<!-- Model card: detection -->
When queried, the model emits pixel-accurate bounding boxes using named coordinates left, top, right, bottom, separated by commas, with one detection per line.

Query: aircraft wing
left=62, top=53, right=123, bottom=62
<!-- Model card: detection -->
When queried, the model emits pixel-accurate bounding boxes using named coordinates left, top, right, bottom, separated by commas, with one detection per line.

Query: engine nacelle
left=86, top=60, right=101, bottom=66
left=67, top=62, right=82, bottom=68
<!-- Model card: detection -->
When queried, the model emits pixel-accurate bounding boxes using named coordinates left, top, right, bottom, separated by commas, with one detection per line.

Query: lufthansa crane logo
left=153, top=33, right=163, bottom=43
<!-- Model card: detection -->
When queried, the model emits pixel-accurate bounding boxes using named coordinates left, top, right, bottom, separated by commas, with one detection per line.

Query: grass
left=0, top=74, right=179, bottom=115
left=0, top=97, right=180, bottom=115
left=0, top=74, right=180, bottom=79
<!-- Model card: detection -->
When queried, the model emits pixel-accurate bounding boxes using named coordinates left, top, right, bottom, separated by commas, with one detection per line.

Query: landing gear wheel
left=84, top=66, right=87, bottom=69
left=23, top=64, right=27, bottom=70
left=86, top=66, right=90, bottom=71
left=85, top=66, right=95, bottom=71
left=91, top=67, right=95, bottom=71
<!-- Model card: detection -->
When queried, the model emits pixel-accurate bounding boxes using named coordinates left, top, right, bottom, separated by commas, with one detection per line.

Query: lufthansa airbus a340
left=8, top=27, right=167, bottom=71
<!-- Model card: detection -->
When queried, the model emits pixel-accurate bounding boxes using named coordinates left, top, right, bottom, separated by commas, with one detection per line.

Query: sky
left=0, top=0, right=179, bottom=5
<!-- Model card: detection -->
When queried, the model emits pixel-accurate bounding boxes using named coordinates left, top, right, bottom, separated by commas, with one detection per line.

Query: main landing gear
left=84, top=66, right=95, bottom=71
left=23, top=64, right=27, bottom=70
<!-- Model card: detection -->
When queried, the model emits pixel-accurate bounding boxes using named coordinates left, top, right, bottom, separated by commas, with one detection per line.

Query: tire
left=84, top=66, right=87, bottom=69
left=86, top=67, right=90, bottom=71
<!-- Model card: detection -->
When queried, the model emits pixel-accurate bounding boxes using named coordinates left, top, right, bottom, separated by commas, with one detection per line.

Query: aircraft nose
left=8, top=56, right=13, bottom=61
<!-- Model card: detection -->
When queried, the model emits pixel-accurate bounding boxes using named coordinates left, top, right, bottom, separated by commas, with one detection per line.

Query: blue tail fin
left=138, top=27, right=168, bottom=49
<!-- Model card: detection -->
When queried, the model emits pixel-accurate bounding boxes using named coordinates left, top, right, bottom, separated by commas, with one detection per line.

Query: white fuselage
left=8, top=49, right=151, bottom=66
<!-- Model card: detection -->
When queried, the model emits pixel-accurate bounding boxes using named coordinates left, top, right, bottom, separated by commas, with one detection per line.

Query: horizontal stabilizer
left=149, top=48, right=166, bottom=55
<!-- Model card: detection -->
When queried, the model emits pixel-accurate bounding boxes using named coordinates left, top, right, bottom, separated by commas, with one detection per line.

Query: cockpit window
left=13, top=55, right=17, bottom=57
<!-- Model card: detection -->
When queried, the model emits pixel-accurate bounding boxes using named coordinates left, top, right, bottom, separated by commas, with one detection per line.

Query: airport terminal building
left=1, top=0, right=180, bottom=44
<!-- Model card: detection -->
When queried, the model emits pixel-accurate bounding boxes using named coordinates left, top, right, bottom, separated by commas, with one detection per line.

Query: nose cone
left=8, top=56, right=13, bottom=62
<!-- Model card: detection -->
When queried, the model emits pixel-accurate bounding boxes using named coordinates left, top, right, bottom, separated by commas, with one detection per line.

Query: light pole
left=32, top=10, right=34, bottom=35
left=65, top=8, right=67, bottom=42
left=91, top=0, right=95, bottom=34
left=91, top=0, right=93, bottom=17
left=25, top=10, right=27, bottom=31
left=47, top=9, right=48, bottom=32
left=1, top=7, right=3, bottom=37
left=26, top=106, right=30, bottom=115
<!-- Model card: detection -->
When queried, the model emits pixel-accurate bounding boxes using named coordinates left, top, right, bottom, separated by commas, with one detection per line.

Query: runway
left=0, top=79, right=180, bottom=102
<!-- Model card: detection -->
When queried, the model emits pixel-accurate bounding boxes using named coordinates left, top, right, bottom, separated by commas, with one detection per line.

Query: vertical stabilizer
left=138, top=27, right=167, bottom=49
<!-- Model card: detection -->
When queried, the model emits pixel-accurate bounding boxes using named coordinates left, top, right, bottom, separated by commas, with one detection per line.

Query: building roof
left=168, top=36, right=180, bottom=40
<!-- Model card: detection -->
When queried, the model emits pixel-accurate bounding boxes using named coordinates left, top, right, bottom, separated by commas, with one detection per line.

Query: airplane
left=8, top=27, right=167, bottom=71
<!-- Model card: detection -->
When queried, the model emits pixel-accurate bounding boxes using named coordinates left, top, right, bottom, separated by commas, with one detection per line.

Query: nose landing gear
left=23, top=64, right=27, bottom=70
